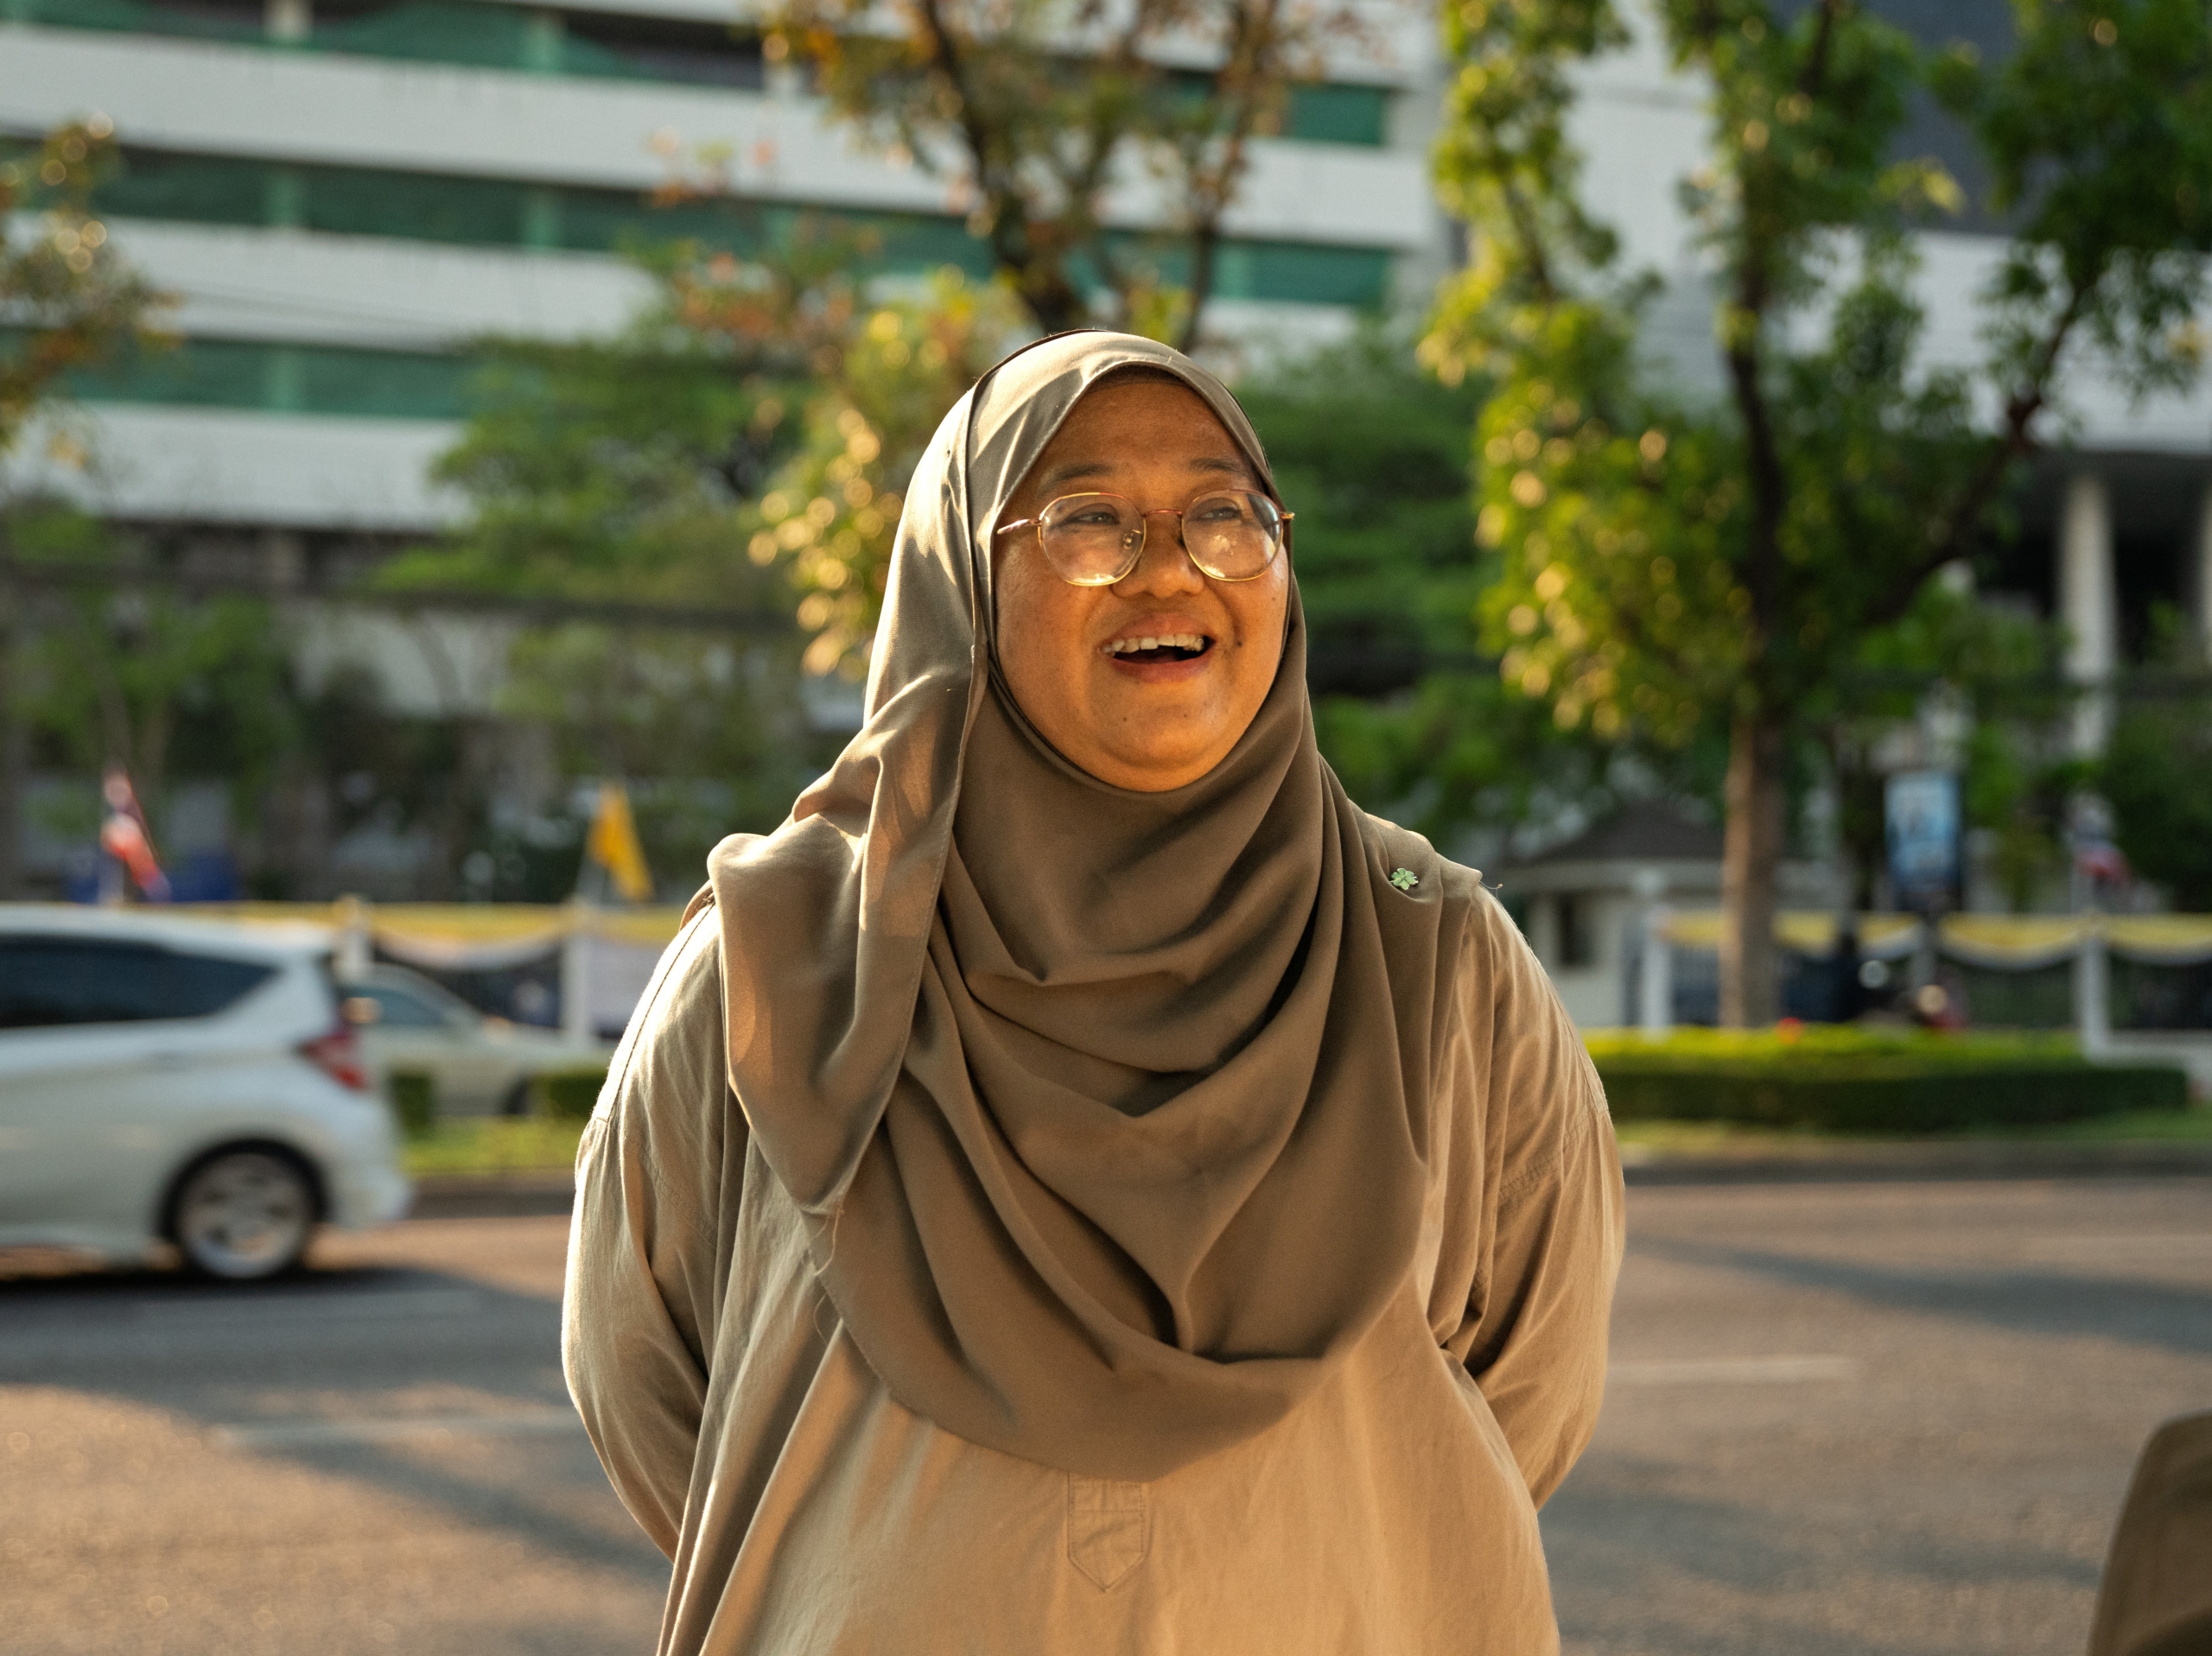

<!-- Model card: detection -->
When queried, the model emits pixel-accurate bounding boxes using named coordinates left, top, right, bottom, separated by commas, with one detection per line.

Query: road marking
left=1609, top=1355, right=1861, bottom=1386
left=2020, top=1234, right=2212, bottom=1260
left=209, top=1410, right=583, bottom=1450
left=133, top=1288, right=486, bottom=1323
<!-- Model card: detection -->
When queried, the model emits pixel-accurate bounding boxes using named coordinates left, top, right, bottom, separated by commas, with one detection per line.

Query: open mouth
left=1105, top=632, right=1213, bottom=665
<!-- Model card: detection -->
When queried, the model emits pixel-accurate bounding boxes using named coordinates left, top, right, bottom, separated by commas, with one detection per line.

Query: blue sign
left=1886, top=770, right=1962, bottom=913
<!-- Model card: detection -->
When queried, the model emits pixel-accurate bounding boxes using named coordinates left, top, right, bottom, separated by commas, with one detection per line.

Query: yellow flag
left=584, top=782, right=654, bottom=903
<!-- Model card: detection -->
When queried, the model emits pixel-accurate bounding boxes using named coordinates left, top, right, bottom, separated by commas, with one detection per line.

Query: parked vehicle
left=0, top=906, right=410, bottom=1279
left=339, top=964, right=611, bottom=1118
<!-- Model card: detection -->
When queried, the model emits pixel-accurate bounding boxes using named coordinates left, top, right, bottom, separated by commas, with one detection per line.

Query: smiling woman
left=563, top=332, right=1624, bottom=1656
left=992, top=369, right=1291, bottom=790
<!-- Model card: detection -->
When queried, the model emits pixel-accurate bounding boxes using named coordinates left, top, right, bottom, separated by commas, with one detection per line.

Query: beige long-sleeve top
left=563, top=878, right=1624, bottom=1656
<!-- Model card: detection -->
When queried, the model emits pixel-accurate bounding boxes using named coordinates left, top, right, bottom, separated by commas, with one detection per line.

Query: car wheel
left=171, top=1150, right=316, bottom=1280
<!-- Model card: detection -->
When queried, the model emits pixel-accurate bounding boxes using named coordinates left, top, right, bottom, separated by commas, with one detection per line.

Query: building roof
left=1518, top=799, right=1724, bottom=867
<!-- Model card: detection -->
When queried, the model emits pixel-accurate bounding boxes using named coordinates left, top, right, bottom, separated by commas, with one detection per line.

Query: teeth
left=1109, top=633, right=1206, bottom=656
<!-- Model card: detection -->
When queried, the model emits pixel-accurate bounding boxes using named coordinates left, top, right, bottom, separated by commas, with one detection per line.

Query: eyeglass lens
left=1035, top=492, right=1284, bottom=585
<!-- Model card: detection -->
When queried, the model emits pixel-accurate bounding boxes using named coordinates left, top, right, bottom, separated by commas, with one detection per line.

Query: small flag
left=583, top=782, right=654, bottom=903
left=99, top=764, right=170, bottom=902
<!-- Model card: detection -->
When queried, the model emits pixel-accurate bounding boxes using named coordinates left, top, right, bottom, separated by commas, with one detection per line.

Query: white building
left=2, top=0, right=1452, bottom=556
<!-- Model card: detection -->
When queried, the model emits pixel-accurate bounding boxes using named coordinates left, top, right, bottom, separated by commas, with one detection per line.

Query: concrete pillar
left=1634, top=868, right=1672, bottom=1038
left=2193, top=480, right=2212, bottom=662
left=334, top=895, right=372, bottom=978
left=1526, top=893, right=1558, bottom=970
left=2075, top=920, right=2110, bottom=1058
left=2060, top=472, right=2118, bottom=755
left=561, top=904, right=594, bottom=1042
left=264, top=0, right=308, bottom=41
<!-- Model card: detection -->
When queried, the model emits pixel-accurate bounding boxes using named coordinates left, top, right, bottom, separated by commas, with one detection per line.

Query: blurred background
left=3, top=1, right=2209, bottom=1653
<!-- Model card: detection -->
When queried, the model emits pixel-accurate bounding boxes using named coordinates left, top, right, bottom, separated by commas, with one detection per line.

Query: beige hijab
left=706, top=331, right=1465, bottom=1482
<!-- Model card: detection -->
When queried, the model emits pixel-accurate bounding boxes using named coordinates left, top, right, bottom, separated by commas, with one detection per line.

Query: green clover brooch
left=1389, top=867, right=1420, bottom=892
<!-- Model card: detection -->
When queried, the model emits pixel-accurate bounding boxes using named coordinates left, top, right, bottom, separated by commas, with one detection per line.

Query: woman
left=563, top=330, right=1624, bottom=1653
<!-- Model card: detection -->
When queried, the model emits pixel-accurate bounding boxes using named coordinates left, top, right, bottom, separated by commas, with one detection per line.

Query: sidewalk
left=403, top=1138, right=2212, bottom=1220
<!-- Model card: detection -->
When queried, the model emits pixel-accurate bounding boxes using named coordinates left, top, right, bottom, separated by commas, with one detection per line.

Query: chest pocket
left=1065, top=1475, right=1149, bottom=1589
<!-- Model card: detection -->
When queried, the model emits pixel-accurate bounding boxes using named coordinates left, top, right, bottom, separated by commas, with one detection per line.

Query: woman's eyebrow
left=1036, top=454, right=1259, bottom=492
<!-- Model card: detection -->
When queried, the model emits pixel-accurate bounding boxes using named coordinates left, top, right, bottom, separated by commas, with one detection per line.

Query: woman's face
left=994, top=375, right=1289, bottom=793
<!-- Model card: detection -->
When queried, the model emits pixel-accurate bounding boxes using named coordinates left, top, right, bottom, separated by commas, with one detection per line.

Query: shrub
left=1585, top=1028, right=2188, bottom=1134
left=387, top=1071, right=437, bottom=1139
left=534, top=1066, right=610, bottom=1122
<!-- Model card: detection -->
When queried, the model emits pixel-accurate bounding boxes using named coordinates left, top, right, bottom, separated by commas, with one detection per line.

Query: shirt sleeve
left=562, top=907, right=742, bottom=1559
left=1442, top=888, right=1626, bottom=1509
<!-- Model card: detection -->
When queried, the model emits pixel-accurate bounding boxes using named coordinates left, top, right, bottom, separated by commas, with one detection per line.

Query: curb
left=406, top=1171, right=575, bottom=1219
left=1620, top=1139, right=2212, bottom=1185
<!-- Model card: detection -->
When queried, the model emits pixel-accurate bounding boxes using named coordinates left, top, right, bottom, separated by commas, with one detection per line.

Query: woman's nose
left=1115, top=511, right=1205, bottom=595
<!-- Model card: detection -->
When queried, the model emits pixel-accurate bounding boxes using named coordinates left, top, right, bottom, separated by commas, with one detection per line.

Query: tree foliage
left=0, top=117, right=168, bottom=459
left=2100, top=613, right=2212, bottom=912
left=762, top=0, right=1379, bottom=344
left=7, top=504, right=297, bottom=841
left=1, top=118, right=172, bottom=898
left=1231, top=326, right=1624, bottom=847
left=1425, top=0, right=2212, bottom=1022
left=397, top=229, right=1021, bottom=679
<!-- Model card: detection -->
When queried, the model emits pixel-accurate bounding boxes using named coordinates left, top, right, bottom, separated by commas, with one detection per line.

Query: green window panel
left=56, top=335, right=474, bottom=419
left=552, top=10, right=766, bottom=89
left=1095, top=235, right=1392, bottom=308
left=10, top=0, right=261, bottom=41
left=308, top=0, right=625, bottom=75
left=1241, top=240, right=1391, bottom=307
left=19, top=2, right=1376, bottom=143
left=1283, top=83, right=1389, bottom=147
left=64, top=335, right=276, bottom=409
left=296, top=341, right=473, bottom=416
left=301, top=162, right=530, bottom=244
left=554, top=188, right=781, bottom=256
left=87, top=147, right=1391, bottom=310
left=91, top=149, right=268, bottom=226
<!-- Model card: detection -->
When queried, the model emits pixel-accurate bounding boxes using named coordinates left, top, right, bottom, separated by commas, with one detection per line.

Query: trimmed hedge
left=534, top=1066, right=611, bottom=1122
left=510, top=1037, right=2190, bottom=1137
left=388, top=1070, right=437, bottom=1139
left=1586, top=1028, right=2189, bottom=1134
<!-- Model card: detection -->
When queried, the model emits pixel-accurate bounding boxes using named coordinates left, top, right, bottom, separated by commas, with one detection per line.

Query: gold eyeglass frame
left=995, top=490, right=1294, bottom=587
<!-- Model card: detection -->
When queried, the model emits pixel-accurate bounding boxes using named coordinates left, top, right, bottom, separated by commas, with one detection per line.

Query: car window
left=0, top=937, right=276, bottom=1029
left=360, top=985, right=454, bottom=1029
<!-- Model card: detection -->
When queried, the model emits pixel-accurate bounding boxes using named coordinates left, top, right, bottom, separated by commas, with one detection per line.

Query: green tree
left=1234, top=326, right=1624, bottom=845
left=2, top=117, right=171, bottom=897
left=2101, top=612, right=2212, bottom=911
left=762, top=0, right=1370, bottom=344
left=8, top=504, right=297, bottom=879
left=1427, top=0, right=2212, bottom=1023
left=396, top=232, right=1023, bottom=891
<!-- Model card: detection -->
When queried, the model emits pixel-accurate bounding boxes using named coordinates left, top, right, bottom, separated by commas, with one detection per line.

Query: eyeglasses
left=995, top=490, right=1293, bottom=587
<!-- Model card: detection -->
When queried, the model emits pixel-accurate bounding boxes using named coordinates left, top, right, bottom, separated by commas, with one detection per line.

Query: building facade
left=3, top=0, right=1452, bottom=553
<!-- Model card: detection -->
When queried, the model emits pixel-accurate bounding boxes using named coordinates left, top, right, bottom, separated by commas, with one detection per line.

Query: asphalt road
left=2, top=1177, right=2207, bottom=1656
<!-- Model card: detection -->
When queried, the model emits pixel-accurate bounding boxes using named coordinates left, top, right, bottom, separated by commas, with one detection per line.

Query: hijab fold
left=707, top=332, right=1457, bottom=1481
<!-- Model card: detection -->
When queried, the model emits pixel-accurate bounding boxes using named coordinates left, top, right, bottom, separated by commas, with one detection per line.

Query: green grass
left=1610, top=1105, right=2212, bottom=1152
left=402, top=1117, right=588, bottom=1177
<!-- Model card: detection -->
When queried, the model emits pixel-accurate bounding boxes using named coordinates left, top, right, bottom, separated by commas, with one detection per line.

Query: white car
left=0, top=905, right=410, bottom=1279
left=340, top=964, right=611, bottom=1118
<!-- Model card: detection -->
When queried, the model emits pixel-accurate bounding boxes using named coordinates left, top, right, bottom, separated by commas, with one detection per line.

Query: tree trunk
left=1719, top=711, right=1786, bottom=1027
